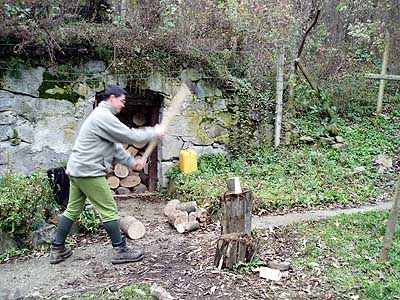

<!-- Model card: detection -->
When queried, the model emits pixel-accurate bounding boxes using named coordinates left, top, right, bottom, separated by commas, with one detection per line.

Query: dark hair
left=101, top=85, right=127, bottom=101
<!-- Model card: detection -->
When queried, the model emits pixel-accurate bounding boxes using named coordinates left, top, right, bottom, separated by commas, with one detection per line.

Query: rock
left=82, top=60, right=107, bottom=73
left=335, top=136, right=344, bottom=143
left=326, top=124, right=339, bottom=136
left=180, top=68, right=203, bottom=82
left=161, top=135, right=184, bottom=160
left=31, top=223, right=56, bottom=248
left=0, top=288, right=22, bottom=300
left=193, top=80, right=222, bottom=98
left=3, top=66, right=45, bottom=97
left=353, top=166, right=367, bottom=174
left=319, top=136, right=335, bottom=144
left=0, top=231, right=17, bottom=253
left=150, top=284, right=174, bottom=300
left=375, top=154, right=392, bottom=168
left=267, top=260, right=291, bottom=271
left=378, top=165, right=387, bottom=174
left=0, top=149, right=8, bottom=165
left=331, top=143, right=348, bottom=150
left=300, top=136, right=314, bottom=143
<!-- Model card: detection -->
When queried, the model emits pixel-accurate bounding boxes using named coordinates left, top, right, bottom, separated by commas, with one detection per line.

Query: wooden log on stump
left=176, top=221, right=200, bottom=234
left=214, top=233, right=259, bottom=270
left=120, top=216, right=146, bottom=239
left=114, top=163, right=129, bottom=178
left=176, top=201, right=197, bottom=213
left=221, top=190, right=253, bottom=235
left=120, top=175, right=141, bottom=188
left=107, top=176, right=120, bottom=189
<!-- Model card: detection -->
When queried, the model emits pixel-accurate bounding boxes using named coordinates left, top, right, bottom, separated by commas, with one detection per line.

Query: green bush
left=0, top=172, right=54, bottom=237
left=76, top=204, right=101, bottom=233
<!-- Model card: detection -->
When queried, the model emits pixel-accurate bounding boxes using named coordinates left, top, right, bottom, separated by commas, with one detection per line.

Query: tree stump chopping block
left=214, top=233, right=259, bottom=270
left=120, top=216, right=146, bottom=240
left=221, top=190, right=254, bottom=235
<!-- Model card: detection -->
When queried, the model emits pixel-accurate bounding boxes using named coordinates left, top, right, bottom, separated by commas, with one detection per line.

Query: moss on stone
left=38, top=70, right=81, bottom=103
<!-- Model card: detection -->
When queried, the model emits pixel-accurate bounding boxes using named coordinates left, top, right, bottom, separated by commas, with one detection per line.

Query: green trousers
left=64, top=176, right=118, bottom=223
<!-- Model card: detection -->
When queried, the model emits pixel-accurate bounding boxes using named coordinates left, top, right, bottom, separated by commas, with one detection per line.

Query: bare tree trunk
left=274, top=45, right=285, bottom=148
left=377, top=34, right=391, bottom=115
left=380, top=179, right=400, bottom=262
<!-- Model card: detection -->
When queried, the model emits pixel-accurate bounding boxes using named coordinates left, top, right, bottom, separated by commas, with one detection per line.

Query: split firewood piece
left=133, top=141, right=147, bottom=149
left=226, top=177, right=242, bottom=194
left=176, top=201, right=197, bottom=213
left=120, top=175, right=141, bottom=188
left=176, top=221, right=200, bottom=234
left=107, top=176, right=120, bottom=189
left=190, top=207, right=208, bottom=223
left=144, top=163, right=149, bottom=175
left=163, top=199, right=181, bottom=216
left=116, top=187, right=131, bottom=195
left=132, top=112, right=146, bottom=126
left=127, top=146, right=139, bottom=157
left=120, top=216, right=146, bottom=240
left=122, top=143, right=129, bottom=149
left=167, top=210, right=189, bottom=228
left=114, top=163, right=129, bottom=178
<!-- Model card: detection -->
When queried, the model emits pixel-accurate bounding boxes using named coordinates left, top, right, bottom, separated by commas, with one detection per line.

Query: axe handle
left=141, top=83, right=191, bottom=161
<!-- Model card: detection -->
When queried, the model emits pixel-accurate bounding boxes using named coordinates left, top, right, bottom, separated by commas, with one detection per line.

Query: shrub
left=0, top=172, right=54, bottom=237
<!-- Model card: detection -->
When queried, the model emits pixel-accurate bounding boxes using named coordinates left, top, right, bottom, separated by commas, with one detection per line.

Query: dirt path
left=253, top=201, right=392, bottom=228
left=0, top=196, right=393, bottom=300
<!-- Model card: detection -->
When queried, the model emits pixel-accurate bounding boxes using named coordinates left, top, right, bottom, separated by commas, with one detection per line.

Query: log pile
left=163, top=199, right=207, bottom=233
left=106, top=111, right=152, bottom=194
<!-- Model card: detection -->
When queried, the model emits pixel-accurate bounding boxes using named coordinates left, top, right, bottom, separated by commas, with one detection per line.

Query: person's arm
left=96, top=112, right=157, bottom=144
left=113, top=143, right=134, bottom=167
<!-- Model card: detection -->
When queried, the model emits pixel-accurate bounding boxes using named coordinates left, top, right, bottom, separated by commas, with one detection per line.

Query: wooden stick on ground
left=380, top=179, right=400, bottom=262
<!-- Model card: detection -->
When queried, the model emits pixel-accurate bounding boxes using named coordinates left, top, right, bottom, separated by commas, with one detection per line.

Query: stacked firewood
left=163, top=199, right=208, bottom=233
left=107, top=112, right=149, bottom=195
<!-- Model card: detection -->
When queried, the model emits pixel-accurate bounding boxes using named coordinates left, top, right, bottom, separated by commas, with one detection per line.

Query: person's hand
left=154, top=124, right=166, bottom=139
left=131, top=158, right=146, bottom=171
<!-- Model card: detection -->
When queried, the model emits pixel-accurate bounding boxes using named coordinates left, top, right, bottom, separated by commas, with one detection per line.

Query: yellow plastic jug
left=179, top=149, right=198, bottom=174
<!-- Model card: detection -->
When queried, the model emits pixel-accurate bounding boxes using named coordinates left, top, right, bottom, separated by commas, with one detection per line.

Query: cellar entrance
left=95, top=88, right=163, bottom=192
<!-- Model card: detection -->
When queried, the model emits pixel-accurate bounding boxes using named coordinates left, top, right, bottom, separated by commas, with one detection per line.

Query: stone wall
left=0, top=61, right=229, bottom=188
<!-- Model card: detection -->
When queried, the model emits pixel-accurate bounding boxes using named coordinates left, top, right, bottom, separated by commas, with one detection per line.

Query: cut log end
left=120, top=216, right=146, bottom=240
left=176, top=221, right=200, bottom=234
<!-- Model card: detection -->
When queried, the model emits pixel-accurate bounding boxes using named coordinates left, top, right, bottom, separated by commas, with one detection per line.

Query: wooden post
left=221, top=190, right=254, bottom=235
left=380, top=179, right=400, bottom=262
left=274, top=45, right=285, bottom=148
left=377, top=34, right=391, bottom=114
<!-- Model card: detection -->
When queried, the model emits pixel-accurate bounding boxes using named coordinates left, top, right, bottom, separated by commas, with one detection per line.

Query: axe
left=141, top=82, right=193, bottom=161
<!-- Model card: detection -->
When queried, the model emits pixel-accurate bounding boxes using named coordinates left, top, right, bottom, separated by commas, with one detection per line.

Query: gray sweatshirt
left=66, top=101, right=156, bottom=177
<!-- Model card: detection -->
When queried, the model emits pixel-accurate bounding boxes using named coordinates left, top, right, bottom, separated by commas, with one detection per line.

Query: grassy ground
left=291, top=210, right=400, bottom=300
left=165, top=93, right=400, bottom=214
left=46, top=283, right=153, bottom=300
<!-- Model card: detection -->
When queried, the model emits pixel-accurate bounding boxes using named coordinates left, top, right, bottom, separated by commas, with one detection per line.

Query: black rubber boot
left=50, top=242, right=73, bottom=264
left=111, top=238, right=144, bottom=265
